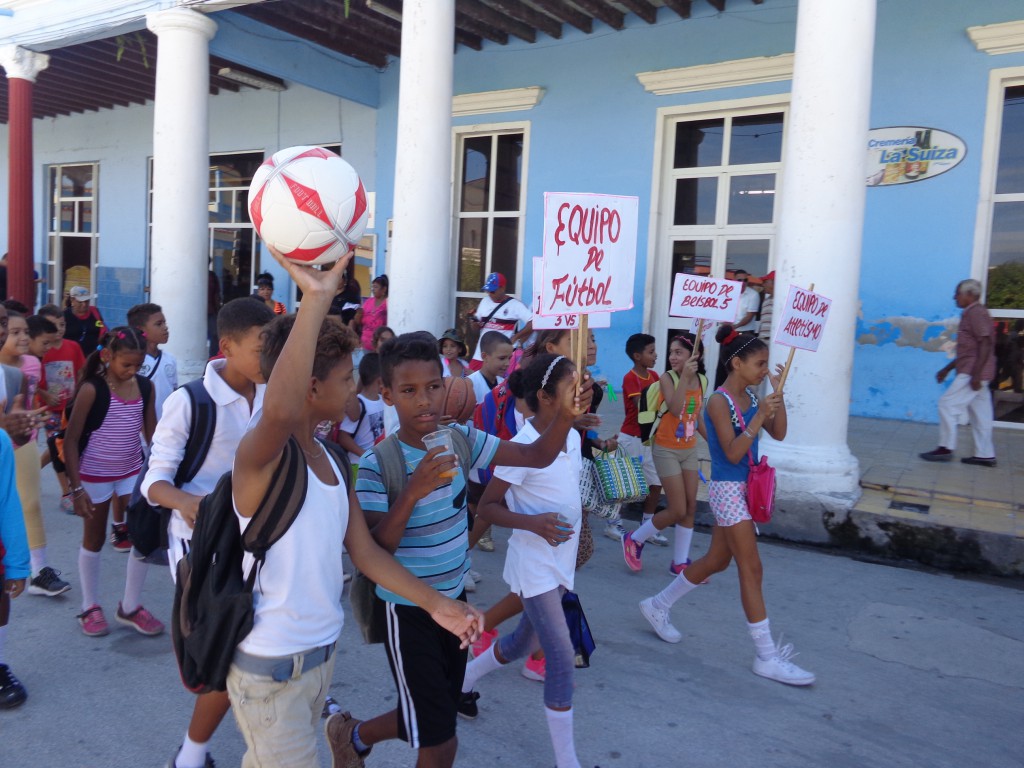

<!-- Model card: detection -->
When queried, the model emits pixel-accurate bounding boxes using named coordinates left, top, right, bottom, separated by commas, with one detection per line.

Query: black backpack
left=171, top=437, right=350, bottom=693
left=126, top=380, right=217, bottom=557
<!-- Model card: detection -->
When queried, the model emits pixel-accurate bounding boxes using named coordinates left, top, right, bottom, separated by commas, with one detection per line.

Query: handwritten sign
left=774, top=284, right=832, bottom=351
left=668, top=274, right=743, bottom=322
left=539, top=192, right=638, bottom=316
left=532, top=258, right=610, bottom=329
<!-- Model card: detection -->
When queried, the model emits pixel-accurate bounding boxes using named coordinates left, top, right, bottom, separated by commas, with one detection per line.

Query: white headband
left=541, top=355, right=566, bottom=389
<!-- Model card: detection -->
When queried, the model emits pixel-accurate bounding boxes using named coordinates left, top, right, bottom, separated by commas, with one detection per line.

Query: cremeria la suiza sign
left=865, top=127, right=966, bottom=186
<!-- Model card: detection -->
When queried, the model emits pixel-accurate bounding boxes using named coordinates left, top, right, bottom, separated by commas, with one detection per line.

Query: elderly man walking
left=920, top=279, right=997, bottom=467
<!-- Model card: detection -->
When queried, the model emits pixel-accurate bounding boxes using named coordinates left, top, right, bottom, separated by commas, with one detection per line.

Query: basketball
left=248, top=146, right=369, bottom=265
left=442, top=376, right=477, bottom=424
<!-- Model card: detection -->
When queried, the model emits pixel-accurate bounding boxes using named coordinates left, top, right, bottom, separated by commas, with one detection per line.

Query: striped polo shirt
left=356, top=424, right=500, bottom=606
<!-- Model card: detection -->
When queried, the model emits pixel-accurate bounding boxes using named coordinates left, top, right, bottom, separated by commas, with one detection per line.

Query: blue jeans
left=498, top=587, right=575, bottom=709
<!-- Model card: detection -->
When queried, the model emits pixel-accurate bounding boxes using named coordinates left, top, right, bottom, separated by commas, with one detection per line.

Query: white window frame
left=45, top=162, right=100, bottom=305
left=971, top=64, right=1024, bottom=320
left=451, top=121, right=530, bottom=325
left=646, top=94, right=790, bottom=374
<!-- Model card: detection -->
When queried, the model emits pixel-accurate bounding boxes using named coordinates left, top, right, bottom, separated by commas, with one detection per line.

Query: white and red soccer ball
left=248, top=146, right=369, bottom=265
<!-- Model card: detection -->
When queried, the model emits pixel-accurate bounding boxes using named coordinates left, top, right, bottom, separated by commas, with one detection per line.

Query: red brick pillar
left=0, top=46, right=49, bottom=308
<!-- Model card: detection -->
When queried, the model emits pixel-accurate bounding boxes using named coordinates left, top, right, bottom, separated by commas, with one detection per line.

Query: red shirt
left=620, top=368, right=659, bottom=438
left=956, top=302, right=996, bottom=381
left=40, top=339, right=86, bottom=414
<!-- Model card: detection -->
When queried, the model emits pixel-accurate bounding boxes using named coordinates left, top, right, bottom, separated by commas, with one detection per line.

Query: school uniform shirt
left=356, top=424, right=501, bottom=606
left=620, top=368, right=659, bottom=438
left=494, top=421, right=582, bottom=598
left=142, top=358, right=265, bottom=543
left=467, top=370, right=502, bottom=406
left=235, top=449, right=349, bottom=657
left=736, top=286, right=761, bottom=333
left=139, top=349, right=178, bottom=421
left=41, top=339, right=86, bottom=416
left=337, top=393, right=385, bottom=463
left=470, top=295, right=532, bottom=362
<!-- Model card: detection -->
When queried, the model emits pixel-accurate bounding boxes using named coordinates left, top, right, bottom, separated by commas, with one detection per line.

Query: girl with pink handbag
left=636, top=323, right=815, bottom=687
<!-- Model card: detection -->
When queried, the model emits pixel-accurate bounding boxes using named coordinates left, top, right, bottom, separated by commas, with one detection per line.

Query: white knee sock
left=652, top=573, right=699, bottom=612
left=632, top=519, right=658, bottom=545
left=748, top=618, right=776, bottom=660
left=175, top=734, right=208, bottom=768
left=79, top=547, right=102, bottom=611
left=462, top=643, right=504, bottom=693
left=545, top=707, right=581, bottom=768
left=29, top=546, right=46, bottom=576
left=673, top=525, right=693, bottom=564
left=121, top=551, right=149, bottom=614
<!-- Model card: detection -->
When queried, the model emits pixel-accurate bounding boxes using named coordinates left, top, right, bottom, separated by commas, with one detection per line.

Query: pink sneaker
left=116, top=603, right=165, bottom=636
left=621, top=532, right=644, bottom=572
left=471, top=628, right=499, bottom=659
left=669, top=559, right=709, bottom=584
left=521, top=656, right=546, bottom=682
left=78, top=605, right=110, bottom=637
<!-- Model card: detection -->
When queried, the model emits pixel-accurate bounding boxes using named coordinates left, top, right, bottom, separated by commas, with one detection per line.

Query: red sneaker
left=116, top=603, right=165, bottom=636
left=471, top=628, right=499, bottom=659
left=110, top=523, right=132, bottom=552
left=78, top=605, right=110, bottom=637
left=521, top=656, right=546, bottom=682
left=621, top=532, right=644, bottom=572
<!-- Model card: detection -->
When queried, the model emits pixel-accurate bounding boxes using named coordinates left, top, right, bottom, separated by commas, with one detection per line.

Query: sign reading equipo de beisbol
left=865, top=127, right=966, bottom=186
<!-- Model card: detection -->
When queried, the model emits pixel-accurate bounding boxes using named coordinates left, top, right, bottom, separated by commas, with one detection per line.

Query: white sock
left=175, top=734, right=208, bottom=768
left=673, top=525, right=693, bottom=564
left=748, top=618, right=776, bottom=661
left=121, top=550, right=149, bottom=614
left=0, top=625, right=7, bottom=666
left=545, top=707, right=581, bottom=768
left=652, top=573, right=699, bottom=612
left=79, top=547, right=102, bottom=611
left=631, top=519, right=658, bottom=545
left=462, top=643, right=505, bottom=693
left=29, top=546, right=46, bottom=576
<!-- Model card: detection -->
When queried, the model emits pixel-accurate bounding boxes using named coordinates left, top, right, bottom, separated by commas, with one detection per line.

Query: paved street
left=2, top=468, right=1021, bottom=767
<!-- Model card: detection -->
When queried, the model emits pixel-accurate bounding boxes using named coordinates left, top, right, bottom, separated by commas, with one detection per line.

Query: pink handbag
left=716, top=388, right=775, bottom=523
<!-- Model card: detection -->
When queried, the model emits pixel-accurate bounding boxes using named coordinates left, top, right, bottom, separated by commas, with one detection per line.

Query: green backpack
left=637, top=371, right=707, bottom=446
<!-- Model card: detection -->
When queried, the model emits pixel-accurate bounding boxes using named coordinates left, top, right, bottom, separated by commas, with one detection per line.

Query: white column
left=762, top=0, right=876, bottom=495
left=388, top=0, right=455, bottom=333
left=146, top=8, right=216, bottom=380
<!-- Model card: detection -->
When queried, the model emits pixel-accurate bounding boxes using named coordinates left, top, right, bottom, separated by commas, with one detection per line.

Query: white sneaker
left=639, top=597, right=681, bottom=644
left=752, top=642, right=815, bottom=686
left=648, top=531, right=669, bottom=546
left=469, top=569, right=482, bottom=582
left=463, top=571, right=477, bottom=593
left=604, top=521, right=627, bottom=541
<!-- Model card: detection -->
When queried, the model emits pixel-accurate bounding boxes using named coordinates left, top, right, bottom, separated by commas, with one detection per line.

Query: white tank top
left=236, top=451, right=349, bottom=657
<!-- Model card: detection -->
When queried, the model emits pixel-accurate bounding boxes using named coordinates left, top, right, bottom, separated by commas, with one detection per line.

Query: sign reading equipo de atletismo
left=774, top=285, right=833, bottom=352
left=669, top=274, right=744, bottom=323
left=531, top=258, right=610, bottom=330
left=865, top=127, right=966, bottom=187
left=540, top=192, right=638, bottom=316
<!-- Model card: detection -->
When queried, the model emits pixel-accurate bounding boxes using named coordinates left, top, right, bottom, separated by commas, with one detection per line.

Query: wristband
left=744, top=428, right=756, bottom=439
left=70, top=485, right=84, bottom=494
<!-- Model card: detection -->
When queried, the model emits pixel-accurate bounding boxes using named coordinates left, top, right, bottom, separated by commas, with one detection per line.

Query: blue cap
left=482, top=272, right=506, bottom=292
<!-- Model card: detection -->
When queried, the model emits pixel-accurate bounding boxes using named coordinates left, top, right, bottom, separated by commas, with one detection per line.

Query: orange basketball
left=442, top=376, right=477, bottom=424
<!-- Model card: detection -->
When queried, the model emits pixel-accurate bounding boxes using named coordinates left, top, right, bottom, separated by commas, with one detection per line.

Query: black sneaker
left=0, top=664, right=27, bottom=709
left=919, top=447, right=953, bottom=462
left=110, top=523, right=132, bottom=552
left=166, top=747, right=216, bottom=767
left=457, top=690, right=480, bottom=720
left=961, top=456, right=997, bottom=467
left=27, top=566, right=71, bottom=597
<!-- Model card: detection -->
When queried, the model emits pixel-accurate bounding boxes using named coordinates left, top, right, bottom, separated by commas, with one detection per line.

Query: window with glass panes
left=983, top=84, right=1024, bottom=423
left=46, top=163, right=99, bottom=304
left=653, top=106, right=786, bottom=368
left=453, top=130, right=526, bottom=355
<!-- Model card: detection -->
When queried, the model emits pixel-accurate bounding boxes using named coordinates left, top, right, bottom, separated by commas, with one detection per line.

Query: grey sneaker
left=604, top=520, right=627, bottom=541
left=639, top=597, right=681, bottom=643
left=648, top=531, right=669, bottom=546
left=752, top=642, right=815, bottom=686
left=28, top=566, right=71, bottom=597
left=476, top=531, right=495, bottom=552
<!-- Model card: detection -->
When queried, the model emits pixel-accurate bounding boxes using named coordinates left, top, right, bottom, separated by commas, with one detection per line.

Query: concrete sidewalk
left=594, top=390, right=1023, bottom=577
left=2, top=470, right=1022, bottom=767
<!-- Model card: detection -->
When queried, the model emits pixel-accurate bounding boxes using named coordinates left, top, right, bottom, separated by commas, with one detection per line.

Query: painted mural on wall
left=865, top=127, right=966, bottom=186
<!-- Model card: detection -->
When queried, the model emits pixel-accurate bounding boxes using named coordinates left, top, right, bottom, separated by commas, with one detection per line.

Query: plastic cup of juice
left=422, top=430, right=458, bottom=479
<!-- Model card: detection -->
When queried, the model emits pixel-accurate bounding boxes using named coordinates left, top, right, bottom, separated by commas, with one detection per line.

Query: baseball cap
left=760, top=270, right=776, bottom=282
left=482, top=272, right=507, bottom=292
left=69, top=286, right=94, bottom=301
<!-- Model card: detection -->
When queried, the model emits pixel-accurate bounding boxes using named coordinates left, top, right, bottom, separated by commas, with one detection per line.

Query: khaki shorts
left=652, top=443, right=700, bottom=479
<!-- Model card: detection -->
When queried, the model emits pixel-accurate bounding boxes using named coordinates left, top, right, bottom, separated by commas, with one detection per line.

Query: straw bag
left=593, top=449, right=649, bottom=504
left=579, top=459, right=619, bottom=519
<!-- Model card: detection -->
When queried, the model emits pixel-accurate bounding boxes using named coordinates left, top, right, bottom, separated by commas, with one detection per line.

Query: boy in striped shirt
left=344, top=332, right=590, bottom=768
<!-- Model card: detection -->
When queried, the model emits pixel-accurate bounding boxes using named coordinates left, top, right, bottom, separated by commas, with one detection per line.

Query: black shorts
left=466, top=479, right=486, bottom=508
left=46, top=432, right=66, bottom=474
left=383, top=592, right=468, bottom=749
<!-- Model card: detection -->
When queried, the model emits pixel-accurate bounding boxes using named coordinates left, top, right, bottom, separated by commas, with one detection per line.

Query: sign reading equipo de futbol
left=669, top=274, right=744, bottom=323
left=540, top=192, right=639, bottom=316
left=865, top=127, right=966, bottom=187
left=774, top=285, right=833, bottom=352
left=531, top=258, right=610, bottom=330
